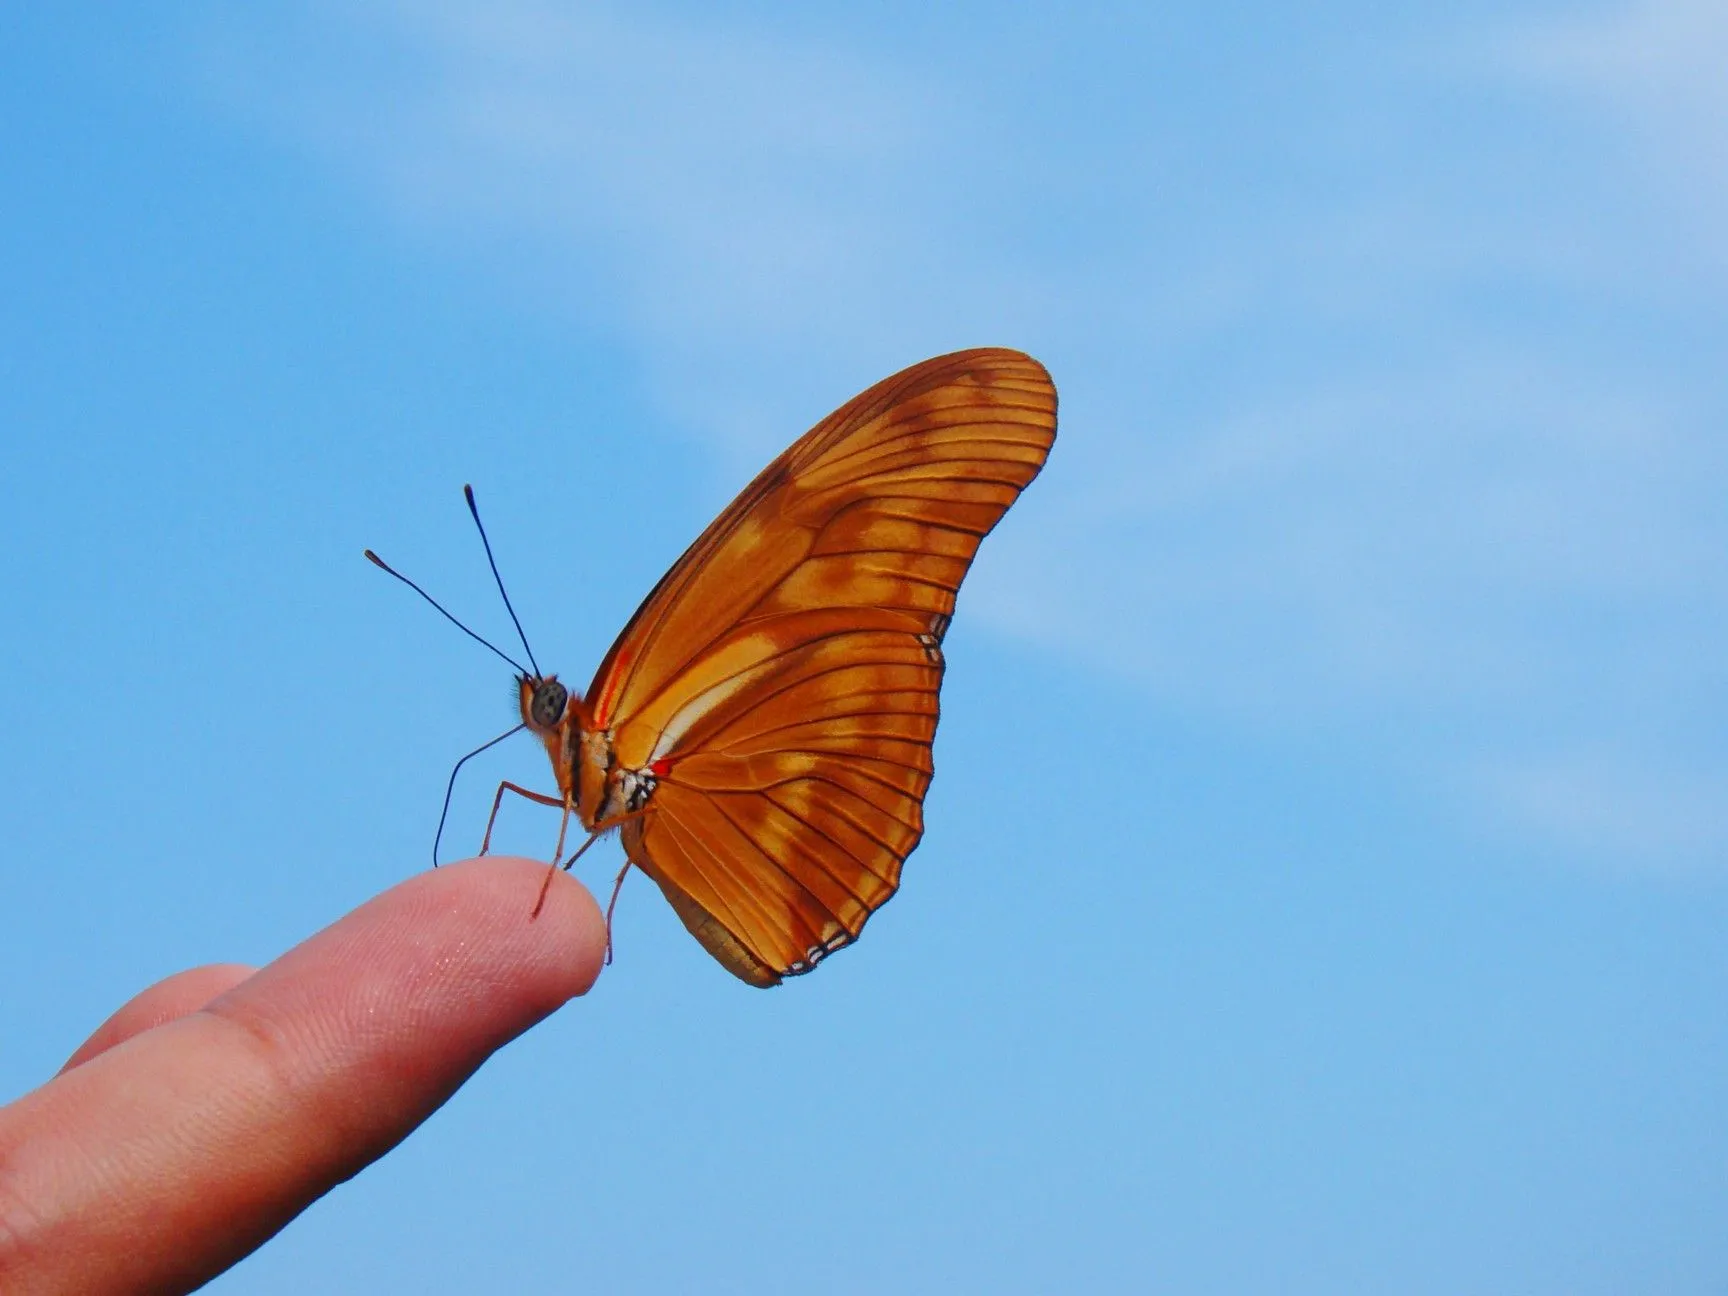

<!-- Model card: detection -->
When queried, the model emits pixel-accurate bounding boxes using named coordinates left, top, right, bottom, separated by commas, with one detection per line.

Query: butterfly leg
left=602, top=860, right=634, bottom=966
left=529, top=805, right=651, bottom=922
left=529, top=797, right=578, bottom=920
left=550, top=799, right=573, bottom=866
left=480, top=780, right=566, bottom=855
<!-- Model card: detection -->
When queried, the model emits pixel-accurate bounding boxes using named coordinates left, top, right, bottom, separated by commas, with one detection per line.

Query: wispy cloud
left=193, top=1, right=1728, bottom=867
left=1497, top=0, right=1728, bottom=269
left=1507, top=0, right=1728, bottom=118
left=195, top=0, right=1044, bottom=450
left=1478, top=748, right=1728, bottom=871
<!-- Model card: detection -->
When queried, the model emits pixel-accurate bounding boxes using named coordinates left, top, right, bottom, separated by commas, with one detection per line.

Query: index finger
left=0, top=857, right=605, bottom=1296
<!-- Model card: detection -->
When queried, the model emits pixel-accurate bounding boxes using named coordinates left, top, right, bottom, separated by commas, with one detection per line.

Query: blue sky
left=2, top=2, right=1725, bottom=1291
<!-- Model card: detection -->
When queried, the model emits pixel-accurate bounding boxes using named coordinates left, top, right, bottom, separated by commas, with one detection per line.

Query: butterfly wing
left=590, top=348, right=1057, bottom=985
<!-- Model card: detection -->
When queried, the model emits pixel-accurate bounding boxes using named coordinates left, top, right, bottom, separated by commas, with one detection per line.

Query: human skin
left=0, top=857, right=607, bottom=1295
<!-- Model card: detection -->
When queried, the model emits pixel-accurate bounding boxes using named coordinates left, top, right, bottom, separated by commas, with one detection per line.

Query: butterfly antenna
left=432, top=723, right=527, bottom=866
left=364, top=550, right=531, bottom=676
left=464, top=484, right=542, bottom=678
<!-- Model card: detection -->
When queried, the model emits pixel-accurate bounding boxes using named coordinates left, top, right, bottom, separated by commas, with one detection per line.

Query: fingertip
left=204, top=855, right=609, bottom=1077
left=428, top=855, right=609, bottom=1003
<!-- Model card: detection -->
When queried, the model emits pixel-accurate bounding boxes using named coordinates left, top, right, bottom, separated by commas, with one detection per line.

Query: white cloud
left=193, top=3, right=1728, bottom=867
left=989, top=354, right=1726, bottom=717
left=1509, top=0, right=1728, bottom=111
left=1478, top=749, right=1728, bottom=871
left=1499, top=0, right=1728, bottom=266
left=196, top=0, right=1045, bottom=454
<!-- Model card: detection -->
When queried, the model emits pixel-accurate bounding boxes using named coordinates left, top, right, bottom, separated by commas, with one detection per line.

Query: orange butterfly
left=371, top=348, right=1056, bottom=985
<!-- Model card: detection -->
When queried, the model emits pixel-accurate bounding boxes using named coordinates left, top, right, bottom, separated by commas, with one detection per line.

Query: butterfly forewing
left=593, top=348, right=1056, bottom=985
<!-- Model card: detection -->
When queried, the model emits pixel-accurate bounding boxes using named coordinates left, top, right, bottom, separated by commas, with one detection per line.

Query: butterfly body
left=504, top=349, right=1055, bottom=987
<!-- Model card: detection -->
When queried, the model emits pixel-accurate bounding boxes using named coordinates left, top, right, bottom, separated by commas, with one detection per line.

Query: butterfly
left=371, top=348, right=1057, bottom=986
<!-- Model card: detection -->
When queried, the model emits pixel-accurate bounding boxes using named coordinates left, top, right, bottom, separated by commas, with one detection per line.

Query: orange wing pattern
left=595, top=348, right=1056, bottom=985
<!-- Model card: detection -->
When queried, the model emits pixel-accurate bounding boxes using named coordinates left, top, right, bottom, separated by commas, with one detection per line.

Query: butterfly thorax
left=518, top=673, right=659, bottom=830
left=575, top=723, right=658, bottom=822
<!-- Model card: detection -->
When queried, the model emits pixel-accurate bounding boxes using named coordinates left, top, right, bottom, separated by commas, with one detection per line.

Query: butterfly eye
left=529, top=680, right=569, bottom=729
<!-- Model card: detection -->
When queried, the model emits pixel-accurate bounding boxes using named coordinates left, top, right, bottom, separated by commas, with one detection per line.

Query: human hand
left=0, top=857, right=606, bottom=1295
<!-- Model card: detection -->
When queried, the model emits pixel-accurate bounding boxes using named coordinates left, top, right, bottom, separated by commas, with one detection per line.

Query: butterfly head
left=518, top=673, right=596, bottom=811
left=519, top=673, right=576, bottom=733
